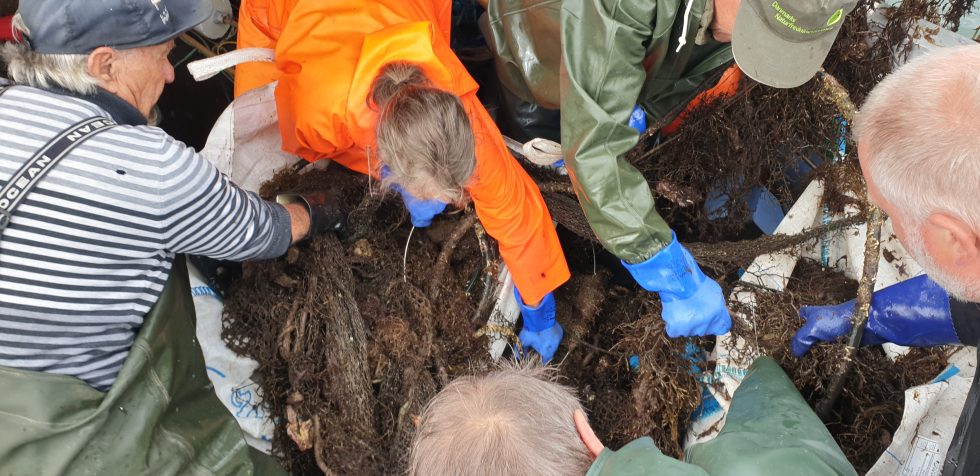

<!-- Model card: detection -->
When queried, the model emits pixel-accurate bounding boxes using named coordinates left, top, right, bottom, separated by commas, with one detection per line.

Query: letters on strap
left=0, top=112, right=116, bottom=235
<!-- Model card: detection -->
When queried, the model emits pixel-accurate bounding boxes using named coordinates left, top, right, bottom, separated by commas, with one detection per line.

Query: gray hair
left=409, top=362, right=593, bottom=476
left=1, top=14, right=99, bottom=95
left=856, top=44, right=980, bottom=231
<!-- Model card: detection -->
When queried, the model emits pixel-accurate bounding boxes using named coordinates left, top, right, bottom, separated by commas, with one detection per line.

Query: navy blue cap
left=19, top=0, right=213, bottom=54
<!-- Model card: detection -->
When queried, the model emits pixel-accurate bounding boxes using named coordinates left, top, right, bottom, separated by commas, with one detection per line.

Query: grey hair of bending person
left=409, top=361, right=593, bottom=476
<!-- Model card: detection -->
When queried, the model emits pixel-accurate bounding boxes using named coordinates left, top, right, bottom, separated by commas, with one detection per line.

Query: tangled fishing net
left=220, top=1, right=976, bottom=473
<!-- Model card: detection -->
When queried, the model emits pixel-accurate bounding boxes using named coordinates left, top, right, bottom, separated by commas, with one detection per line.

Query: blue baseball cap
left=19, top=0, right=213, bottom=54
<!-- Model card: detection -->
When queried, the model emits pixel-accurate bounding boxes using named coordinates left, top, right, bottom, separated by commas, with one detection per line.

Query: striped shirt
left=0, top=84, right=291, bottom=391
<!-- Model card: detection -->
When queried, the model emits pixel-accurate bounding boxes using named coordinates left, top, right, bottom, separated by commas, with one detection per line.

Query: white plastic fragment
left=188, top=259, right=275, bottom=454
left=866, top=347, right=976, bottom=476
left=487, top=264, right=521, bottom=360
left=199, top=81, right=301, bottom=193
left=189, top=48, right=300, bottom=193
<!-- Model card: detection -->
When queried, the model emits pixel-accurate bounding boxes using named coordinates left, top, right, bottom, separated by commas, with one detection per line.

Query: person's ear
left=574, top=409, right=605, bottom=459
left=87, top=47, right=118, bottom=86
left=924, top=212, right=980, bottom=267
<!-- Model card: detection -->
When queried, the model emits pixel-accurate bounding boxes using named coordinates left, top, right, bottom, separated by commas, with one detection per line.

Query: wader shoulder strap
left=0, top=113, right=116, bottom=234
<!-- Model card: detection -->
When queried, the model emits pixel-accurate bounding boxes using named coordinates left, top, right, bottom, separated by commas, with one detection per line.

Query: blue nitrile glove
left=514, top=288, right=563, bottom=363
left=381, top=166, right=447, bottom=228
left=628, top=104, right=647, bottom=133
left=622, top=233, right=732, bottom=337
left=792, top=274, right=959, bottom=357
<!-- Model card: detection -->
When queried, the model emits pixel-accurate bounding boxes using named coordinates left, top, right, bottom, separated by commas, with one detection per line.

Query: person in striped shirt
left=0, top=1, right=338, bottom=474
left=0, top=7, right=330, bottom=390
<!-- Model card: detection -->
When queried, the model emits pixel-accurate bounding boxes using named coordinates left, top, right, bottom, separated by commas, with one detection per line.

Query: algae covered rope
left=815, top=68, right=858, bottom=122
left=684, top=215, right=866, bottom=271
left=811, top=64, right=880, bottom=419
left=815, top=206, right=885, bottom=420
left=429, top=213, right=478, bottom=300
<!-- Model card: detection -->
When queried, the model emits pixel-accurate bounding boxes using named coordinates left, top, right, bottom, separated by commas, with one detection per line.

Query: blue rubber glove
left=793, top=274, right=959, bottom=357
left=622, top=233, right=732, bottom=337
left=514, top=288, right=563, bottom=364
left=380, top=166, right=447, bottom=228
left=628, top=104, right=648, bottom=133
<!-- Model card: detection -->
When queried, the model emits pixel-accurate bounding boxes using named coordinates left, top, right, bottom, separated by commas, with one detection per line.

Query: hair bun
left=370, top=62, right=430, bottom=107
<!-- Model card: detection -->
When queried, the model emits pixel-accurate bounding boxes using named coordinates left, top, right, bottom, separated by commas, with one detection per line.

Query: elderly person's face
left=859, top=141, right=980, bottom=302
left=86, top=41, right=177, bottom=119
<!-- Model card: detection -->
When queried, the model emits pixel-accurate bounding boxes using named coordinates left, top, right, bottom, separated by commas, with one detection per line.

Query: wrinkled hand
left=514, top=289, right=563, bottom=363
left=623, top=232, right=731, bottom=337
left=381, top=166, right=447, bottom=228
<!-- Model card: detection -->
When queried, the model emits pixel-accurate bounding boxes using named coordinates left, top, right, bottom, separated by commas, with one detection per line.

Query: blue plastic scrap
left=748, top=186, right=784, bottom=235
left=704, top=178, right=785, bottom=235
left=681, top=343, right=723, bottom=421
left=931, top=365, right=961, bottom=384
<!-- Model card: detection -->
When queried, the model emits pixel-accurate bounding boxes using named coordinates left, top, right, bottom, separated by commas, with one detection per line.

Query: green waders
left=0, top=258, right=286, bottom=476
left=587, top=357, right=857, bottom=476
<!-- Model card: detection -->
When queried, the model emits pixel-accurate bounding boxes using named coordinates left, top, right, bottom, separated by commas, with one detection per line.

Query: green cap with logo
left=733, top=0, right=858, bottom=88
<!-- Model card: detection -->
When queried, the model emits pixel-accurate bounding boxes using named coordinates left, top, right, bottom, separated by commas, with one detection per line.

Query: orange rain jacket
left=236, top=0, right=569, bottom=305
